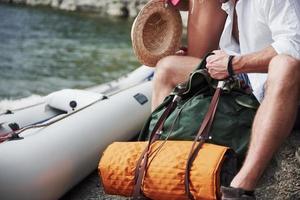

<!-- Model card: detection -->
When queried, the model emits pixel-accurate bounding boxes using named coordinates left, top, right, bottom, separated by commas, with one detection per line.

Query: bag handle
left=184, top=81, right=225, bottom=200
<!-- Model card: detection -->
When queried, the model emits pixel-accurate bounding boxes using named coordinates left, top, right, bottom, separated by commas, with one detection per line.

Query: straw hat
left=131, top=0, right=183, bottom=67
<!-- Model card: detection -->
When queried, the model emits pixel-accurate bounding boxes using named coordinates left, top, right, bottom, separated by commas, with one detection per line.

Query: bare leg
left=187, top=0, right=227, bottom=57
left=230, top=55, right=300, bottom=190
left=151, top=0, right=226, bottom=110
left=151, top=56, right=200, bottom=110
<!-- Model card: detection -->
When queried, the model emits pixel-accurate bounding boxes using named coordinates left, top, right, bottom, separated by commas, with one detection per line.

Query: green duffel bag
left=139, top=54, right=260, bottom=162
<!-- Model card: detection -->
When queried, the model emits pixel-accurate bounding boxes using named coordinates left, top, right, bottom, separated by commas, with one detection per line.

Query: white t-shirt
left=219, top=0, right=300, bottom=102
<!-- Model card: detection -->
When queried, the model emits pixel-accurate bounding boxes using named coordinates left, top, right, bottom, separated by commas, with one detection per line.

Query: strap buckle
left=217, top=81, right=225, bottom=89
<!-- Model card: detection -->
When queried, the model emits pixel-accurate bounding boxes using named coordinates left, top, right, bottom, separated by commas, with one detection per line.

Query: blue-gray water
left=0, top=4, right=139, bottom=100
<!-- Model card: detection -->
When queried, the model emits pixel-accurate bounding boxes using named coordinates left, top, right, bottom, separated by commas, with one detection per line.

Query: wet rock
left=0, top=0, right=12, bottom=3
left=127, top=0, right=147, bottom=17
left=0, top=0, right=148, bottom=18
left=11, top=0, right=26, bottom=4
left=127, top=1, right=139, bottom=18
left=51, top=0, right=62, bottom=8
left=106, top=1, right=128, bottom=17
left=27, top=0, right=51, bottom=6
left=0, top=0, right=187, bottom=25
left=59, top=0, right=76, bottom=11
left=75, top=0, right=105, bottom=12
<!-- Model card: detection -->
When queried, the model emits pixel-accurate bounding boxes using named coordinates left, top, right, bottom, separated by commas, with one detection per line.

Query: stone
left=129, top=0, right=147, bottom=17
left=106, top=1, right=128, bottom=18
left=59, top=0, right=77, bottom=11
left=11, top=0, right=26, bottom=4
left=26, top=0, right=51, bottom=6
left=0, top=0, right=12, bottom=3
left=75, top=0, right=104, bottom=12
left=51, top=0, right=62, bottom=8
left=128, top=1, right=139, bottom=18
left=1, top=0, right=153, bottom=19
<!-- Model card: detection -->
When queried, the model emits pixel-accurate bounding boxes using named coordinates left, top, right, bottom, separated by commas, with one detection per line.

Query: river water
left=0, top=4, right=139, bottom=101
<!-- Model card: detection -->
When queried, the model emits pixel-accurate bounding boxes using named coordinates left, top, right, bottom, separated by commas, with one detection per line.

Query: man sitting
left=153, top=0, right=300, bottom=199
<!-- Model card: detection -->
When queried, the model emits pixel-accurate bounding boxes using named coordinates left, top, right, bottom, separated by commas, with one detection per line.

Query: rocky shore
left=0, top=0, right=148, bottom=17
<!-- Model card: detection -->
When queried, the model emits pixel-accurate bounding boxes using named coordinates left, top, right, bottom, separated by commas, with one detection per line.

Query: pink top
left=170, top=0, right=181, bottom=6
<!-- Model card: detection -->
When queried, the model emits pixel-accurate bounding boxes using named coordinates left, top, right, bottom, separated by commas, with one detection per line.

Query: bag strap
left=133, top=53, right=218, bottom=199
left=138, top=95, right=174, bottom=141
left=133, top=82, right=223, bottom=199
left=184, top=81, right=224, bottom=200
left=133, top=95, right=181, bottom=199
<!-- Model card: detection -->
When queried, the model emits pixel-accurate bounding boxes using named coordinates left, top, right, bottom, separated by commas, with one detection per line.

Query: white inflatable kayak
left=0, top=66, right=154, bottom=200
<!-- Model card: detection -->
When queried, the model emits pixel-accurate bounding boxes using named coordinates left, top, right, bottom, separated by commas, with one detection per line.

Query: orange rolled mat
left=99, top=141, right=229, bottom=200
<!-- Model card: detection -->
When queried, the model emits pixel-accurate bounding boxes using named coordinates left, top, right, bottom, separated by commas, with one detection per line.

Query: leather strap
left=133, top=53, right=223, bottom=199
left=227, top=55, right=235, bottom=77
left=184, top=84, right=223, bottom=199
left=133, top=95, right=180, bottom=199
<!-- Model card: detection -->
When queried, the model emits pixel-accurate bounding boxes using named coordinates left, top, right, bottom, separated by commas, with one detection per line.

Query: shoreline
left=0, top=1, right=188, bottom=26
left=0, top=0, right=148, bottom=18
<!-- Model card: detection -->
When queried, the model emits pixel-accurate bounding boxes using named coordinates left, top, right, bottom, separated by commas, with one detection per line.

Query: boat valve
left=69, top=100, right=77, bottom=111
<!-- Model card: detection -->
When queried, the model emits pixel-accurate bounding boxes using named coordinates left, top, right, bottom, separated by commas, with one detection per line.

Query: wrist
left=232, top=56, right=244, bottom=74
left=227, top=55, right=235, bottom=77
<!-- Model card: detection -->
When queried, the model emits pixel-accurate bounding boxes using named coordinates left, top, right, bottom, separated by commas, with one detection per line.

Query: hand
left=206, top=50, right=230, bottom=80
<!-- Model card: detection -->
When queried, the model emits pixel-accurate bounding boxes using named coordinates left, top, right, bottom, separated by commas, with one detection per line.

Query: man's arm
left=207, top=0, right=300, bottom=80
left=233, top=46, right=277, bottom=74
left=206, top=47, right=277, bottom=80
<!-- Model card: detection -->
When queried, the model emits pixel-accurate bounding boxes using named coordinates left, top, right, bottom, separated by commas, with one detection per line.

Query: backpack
left=139, top=53, right=259, bottom=162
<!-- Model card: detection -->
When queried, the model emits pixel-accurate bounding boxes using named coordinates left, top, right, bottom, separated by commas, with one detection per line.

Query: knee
left=154, top=56, right=177, bottom=86
left=266, top=54, right=300, bottom=95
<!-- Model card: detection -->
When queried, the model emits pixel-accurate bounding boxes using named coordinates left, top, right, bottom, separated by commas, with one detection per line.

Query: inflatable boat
left=0, top=66, right=154, bottom=200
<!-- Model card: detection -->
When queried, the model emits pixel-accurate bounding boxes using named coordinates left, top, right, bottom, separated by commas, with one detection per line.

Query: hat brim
left=131, top=0, right=183, bottom=67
